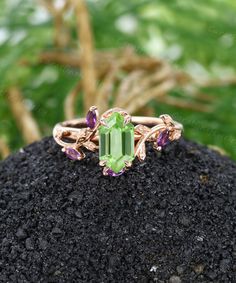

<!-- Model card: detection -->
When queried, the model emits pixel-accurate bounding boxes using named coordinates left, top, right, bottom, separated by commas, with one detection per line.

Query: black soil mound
left=0, top=137, right=236, bottom=283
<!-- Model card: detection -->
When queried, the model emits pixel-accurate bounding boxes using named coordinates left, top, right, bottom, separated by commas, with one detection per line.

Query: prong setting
left=99, top=160, right=107, bottom=167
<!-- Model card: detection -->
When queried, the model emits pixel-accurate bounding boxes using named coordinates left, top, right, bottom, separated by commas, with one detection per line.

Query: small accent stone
left=107, top=168, right=125, bottom=177
left=65, top=148, right=80, bottom=160
left=86, top=109, right=97, bottom=129
left=157, top=130, right=169, bottom=147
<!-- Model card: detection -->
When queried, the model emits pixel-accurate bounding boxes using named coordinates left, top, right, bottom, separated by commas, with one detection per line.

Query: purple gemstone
left=157, top=130, right=170, bottom=147
left=107, top=168, right=125, bottom=177
left=86, top=109, right=97, bottom=129
left=65, top=148, right=81, bottom=160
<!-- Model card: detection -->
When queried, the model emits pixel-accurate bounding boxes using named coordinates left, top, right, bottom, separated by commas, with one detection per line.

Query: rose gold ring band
left=53, top=116, right=182, bottom=146
left=53, top=106, right=183, bottom=176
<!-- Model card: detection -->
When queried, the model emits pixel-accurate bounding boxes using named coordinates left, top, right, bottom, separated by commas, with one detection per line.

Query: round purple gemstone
left=107, top=168, right=125, bottom=177
left=157, top=130, right=170, bottom=147
left=65, top=148, right=81, bottom=160
left=86, top=109, right=97, bottom=129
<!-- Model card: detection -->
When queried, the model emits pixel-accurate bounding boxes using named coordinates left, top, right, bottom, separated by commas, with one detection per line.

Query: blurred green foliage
left=0, top=0, right=236, bottom=159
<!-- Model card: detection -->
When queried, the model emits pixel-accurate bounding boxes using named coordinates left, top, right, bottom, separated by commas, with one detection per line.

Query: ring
left=53, top=106, right=183, bottom=176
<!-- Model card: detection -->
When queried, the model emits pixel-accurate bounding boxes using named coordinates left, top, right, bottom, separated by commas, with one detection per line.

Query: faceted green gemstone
left=99, top=112, right=135, bottom=173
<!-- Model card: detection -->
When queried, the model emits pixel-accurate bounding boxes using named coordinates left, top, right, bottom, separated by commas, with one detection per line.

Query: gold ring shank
left=53, top=116, right=183, bottom=149
left=58, top=116, right=182, bottom=128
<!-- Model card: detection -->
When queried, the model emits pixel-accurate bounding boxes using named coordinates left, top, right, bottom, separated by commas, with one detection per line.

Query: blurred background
left=0, top=0, right=236, bottom=160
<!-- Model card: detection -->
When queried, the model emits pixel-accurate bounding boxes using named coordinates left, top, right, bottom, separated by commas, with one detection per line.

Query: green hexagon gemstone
left=99, top=112, right=135, bottom=173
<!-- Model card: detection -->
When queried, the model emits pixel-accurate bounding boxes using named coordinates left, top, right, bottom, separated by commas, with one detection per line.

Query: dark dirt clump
left=0, top=137, right=236, bottom=283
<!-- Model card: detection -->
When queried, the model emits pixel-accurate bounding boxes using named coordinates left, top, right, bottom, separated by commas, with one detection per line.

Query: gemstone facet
left=99, top=112, right=134, bottom=173
left=65, top=148, right=81, bottom=160
left=157, top=130, right=169, bottom=147
left=86, top=109, right=97, bottom=129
